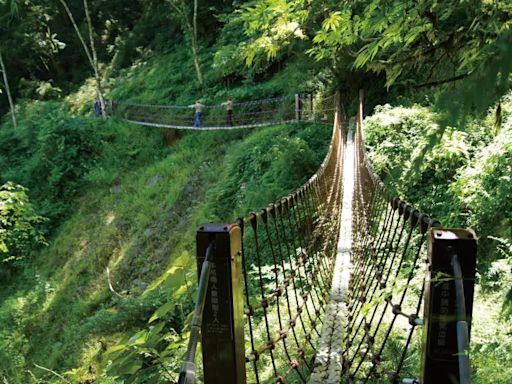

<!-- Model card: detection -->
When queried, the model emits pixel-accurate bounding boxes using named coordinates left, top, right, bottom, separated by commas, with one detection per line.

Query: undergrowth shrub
left=364, top=99, right=511, bottom=264
left=0, top=182, right=46, bottom=278
left=0, top=102, right=101, bottom=228
left=364, top=97, right=512, bottom=383
left=0, top=101, right=171, bottom=235
left=453, top=124, right=512, bottom=266
left=103, top=122, right=331, bottom=384
left=209, top=122, right=331, bottom=220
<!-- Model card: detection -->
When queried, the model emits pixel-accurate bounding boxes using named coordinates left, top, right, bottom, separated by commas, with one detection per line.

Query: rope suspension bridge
left=113, top=92, right=477, bottom=384
left=110, top=94, right=335, bottom=130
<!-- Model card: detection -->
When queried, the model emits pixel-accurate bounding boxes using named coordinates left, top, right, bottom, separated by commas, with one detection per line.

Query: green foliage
left=104, top=305, right=187, bottom=383
left=209, top=122, right=330, bottom=219
left=0, top=182, right=46, bottom=269
left=0, top=102, right=101, bottom=226
left=485, top=238, right=512, bottom=293
left=470, top=284, right=512, bottom=384
left=109, top=46, right=203, bottom=105
left=109, top=43, right=323, bottom=112
left=233, top=0, right=512, bottom=123
left=2, top=0, right=510, bottom=382
left=237, top=0, right=308, bottom=67
left=364, top=97, right=512, bottom=383
left=364, top=97, right=512, bottom=257
left=453, top=118, right=512, bottom=253
left=433, top=29, right=512, bottom=130
left=0, top=107, right=329, bottom=383
left=0, top=324, right=30, bottom=383
left=308, top=0, right=512, bottom=90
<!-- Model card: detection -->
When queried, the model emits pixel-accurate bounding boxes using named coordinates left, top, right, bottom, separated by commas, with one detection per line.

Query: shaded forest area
left=1, top=0, right=511, bottom=383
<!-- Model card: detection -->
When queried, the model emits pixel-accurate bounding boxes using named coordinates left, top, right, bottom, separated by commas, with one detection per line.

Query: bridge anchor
left=422, top=228, right=477, bottom=384
left=196, top=224, right=246, bottom=384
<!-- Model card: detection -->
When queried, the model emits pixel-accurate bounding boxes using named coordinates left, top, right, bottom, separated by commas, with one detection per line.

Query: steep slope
left=0, top=116, right=331, bottom=384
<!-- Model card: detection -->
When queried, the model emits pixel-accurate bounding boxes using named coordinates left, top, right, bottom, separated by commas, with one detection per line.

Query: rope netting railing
left=238, top=95, right=343, bottom=383
left=180, top=93, right=343, bottom=384
left=109, top=94, right=336, bottom=130
left=340, top=92, right=477, bottom=383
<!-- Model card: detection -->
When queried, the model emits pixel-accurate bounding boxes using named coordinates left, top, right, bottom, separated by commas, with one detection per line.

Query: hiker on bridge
left=190, top=100, right=205, bottom=127
left=221, top=96, right=234, bottom=126
left=93, top=99, right=102, bottom=117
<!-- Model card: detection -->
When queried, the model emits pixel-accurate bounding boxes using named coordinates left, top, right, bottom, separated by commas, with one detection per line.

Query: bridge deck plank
left=309, top=120, right=355, bottom=383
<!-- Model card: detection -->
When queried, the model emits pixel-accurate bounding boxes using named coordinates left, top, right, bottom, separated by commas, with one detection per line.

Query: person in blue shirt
left=93, top=99, right=101, bottom=117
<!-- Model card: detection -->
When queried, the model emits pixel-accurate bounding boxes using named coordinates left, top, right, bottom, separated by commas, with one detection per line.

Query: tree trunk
left=59, top=0, right=105, bottom=117
left=83, top=0, right=106, bottom=117
left=191, top=0, right=203, bottom=84
left=0, top=49, right=17, bottom=129
left=170, top=0, right=203, bottom=85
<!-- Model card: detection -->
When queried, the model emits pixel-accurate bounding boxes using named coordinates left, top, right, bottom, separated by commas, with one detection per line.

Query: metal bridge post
left=422, top=228, right=477, bottom=384
left=196, top=224, right=246, bottom=384
left=295, top=93, right=301, bottom=121
left=358, top=89, right=364, bottom=129
left=308, top=93, right=314, bottom=120
left=335, top=91, right=341, bottom=122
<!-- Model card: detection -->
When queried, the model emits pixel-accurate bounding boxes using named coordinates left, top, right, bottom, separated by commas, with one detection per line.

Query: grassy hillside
left=0, top=121, right=331, bottom=383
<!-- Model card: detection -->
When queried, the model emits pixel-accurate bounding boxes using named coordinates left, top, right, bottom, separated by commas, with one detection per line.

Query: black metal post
left=308, top=93, right=313, bottom=120
left=422, top=228, right=477, bottom=384
left=295, top=93, right=301, bottom=121
left=196, top=223, right=246, bottom=384
left=358, top=89, right=364, bottom=130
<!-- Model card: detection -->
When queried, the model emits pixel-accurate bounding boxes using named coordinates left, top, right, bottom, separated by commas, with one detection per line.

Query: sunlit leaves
left=230, top=0, right=310, bottom=69
left=309, top=6, right=354, bottom=61
left=149, top=302, right=174, bottom=324
left=354, top=41, right=380, bottom=69
left=105, top=317, right=185, bottom=381
left=266, top=42, right=278, bottom=61
left=364, top=94, right=512, bottom=267
left=322, top=12, right=342, bottom=32
left=305, top=0, right=512, bottom=93
left=0, top=182, right=46, bottom=265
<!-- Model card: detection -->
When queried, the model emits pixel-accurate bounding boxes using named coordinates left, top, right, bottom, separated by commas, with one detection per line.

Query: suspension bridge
left=111, top=92, right=477, bottom=384
left=110, top=94, right=333, bottom=130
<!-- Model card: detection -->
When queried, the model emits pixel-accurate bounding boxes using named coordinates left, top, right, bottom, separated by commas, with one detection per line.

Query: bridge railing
left=177, top=93, right=343, bottom=384
left=348, top=90, right=477, bottom=384
left=109, top=94, right=335, bottom=130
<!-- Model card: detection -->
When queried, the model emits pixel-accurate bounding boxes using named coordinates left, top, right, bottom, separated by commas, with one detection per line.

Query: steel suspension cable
left=178, top=241, right=215, bottom=384
left=451, top=250, right=471, bottom=383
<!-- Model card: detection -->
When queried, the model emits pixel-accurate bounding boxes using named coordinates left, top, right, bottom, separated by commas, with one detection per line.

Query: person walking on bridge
left=191, top=100, right=205, bottom=128
left=221, top=96, right=234, bottom=126
left=93, top=99, right=102, bottom=117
